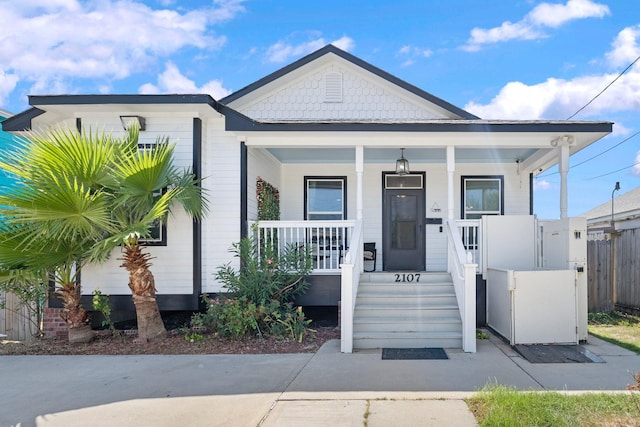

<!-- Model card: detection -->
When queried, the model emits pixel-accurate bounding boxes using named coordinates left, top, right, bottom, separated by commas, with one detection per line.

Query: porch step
left=353, top=272, right=462, bottom=350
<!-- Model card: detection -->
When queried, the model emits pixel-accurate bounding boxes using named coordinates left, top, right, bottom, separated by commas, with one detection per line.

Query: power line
left=566, top=54, right=640, bottom=120
left=585, top=161, right=640, bottom=180
left=536, top=129, right=640, bottom=179
left=571, top=129, right=640, bottom=168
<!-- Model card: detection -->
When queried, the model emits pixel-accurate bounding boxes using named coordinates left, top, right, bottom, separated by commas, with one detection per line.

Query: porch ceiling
left=267, top=147, right=540, bottom=164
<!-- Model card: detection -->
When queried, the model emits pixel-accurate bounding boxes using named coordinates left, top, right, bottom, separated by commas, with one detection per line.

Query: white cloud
left=528, top=0, right=610, bottom=28
left=265, top=35, right=355, bottom=63
left=465, top=27, right=640, bottom=120
left=0, top=70, right=19, bottom=107
left=0, top=0, right=244, bottom=100
left=462, top=0, right=610, bottom=51
left=139, top=62, right=231, bottom=99
left=606, top=25, right=640, bottom=68
left=634, top=152, right=640, bottom=177
left=534, top=179, right=552, bottom=190
left=397, top=45, right=433, bottom=66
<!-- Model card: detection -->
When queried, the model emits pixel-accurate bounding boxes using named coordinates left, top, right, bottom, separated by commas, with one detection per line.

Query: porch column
left=447, top=146, right=455, bottom=221
left=559, top=142, right=570, bottom=219
left=356, top=145, right=364, bottom=220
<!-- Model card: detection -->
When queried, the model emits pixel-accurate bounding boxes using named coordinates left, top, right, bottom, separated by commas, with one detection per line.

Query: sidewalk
left=1, top=333, right=638, bottom=427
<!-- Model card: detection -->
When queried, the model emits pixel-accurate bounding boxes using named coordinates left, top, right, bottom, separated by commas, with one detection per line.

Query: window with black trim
left=138, top=143, right=167, bottom=246
left=461, top=176, right=504, bottom=219
left=304, top=177, right=347, bottom=220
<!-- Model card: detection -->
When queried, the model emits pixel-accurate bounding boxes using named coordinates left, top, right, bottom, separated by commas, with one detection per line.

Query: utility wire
left=536, top=129, right=640, bottom=178
left=572, top=130, right=640, bottom=168
left=585, top=160, right=640, bottom=180
left=566, top=54, right=640, bottom=120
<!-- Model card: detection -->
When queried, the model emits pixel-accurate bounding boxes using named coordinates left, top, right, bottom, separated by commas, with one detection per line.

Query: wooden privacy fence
left=587, top=228, right=640, bottom=313
left=0, top=292, right=40, bottom=341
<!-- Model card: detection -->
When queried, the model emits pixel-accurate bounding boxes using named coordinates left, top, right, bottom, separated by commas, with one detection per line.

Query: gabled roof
left=582, top=186, right=640, bottom=223
left=220, top=44, right=480, bottom=120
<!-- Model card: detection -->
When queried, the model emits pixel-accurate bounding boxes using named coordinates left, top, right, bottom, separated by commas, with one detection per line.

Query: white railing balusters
left=249, top=220, right=356, bottom=273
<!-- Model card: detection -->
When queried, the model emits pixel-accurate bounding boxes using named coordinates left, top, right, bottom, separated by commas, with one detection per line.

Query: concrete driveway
left=1, top=333, right=638, bottom=427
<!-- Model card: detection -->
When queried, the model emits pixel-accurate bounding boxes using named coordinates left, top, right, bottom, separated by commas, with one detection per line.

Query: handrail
left=340, top=219, right=363, bottom=353
left=249, top=220, right=356, bottom=272
left=446, top=220, right=477, bottom=353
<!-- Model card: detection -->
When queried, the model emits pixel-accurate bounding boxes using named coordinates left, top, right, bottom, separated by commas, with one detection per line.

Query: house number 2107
left=395, top=273, right=420, bottom=283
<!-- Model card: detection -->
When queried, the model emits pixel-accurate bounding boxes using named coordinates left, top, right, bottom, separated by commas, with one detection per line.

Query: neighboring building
left=2, top=45, right=612, bottom=352
left=583, top=186, right=640, bottom=313
left=0, top=109, right=19, bottom=191
left=583, top=186, right=640, bottom=239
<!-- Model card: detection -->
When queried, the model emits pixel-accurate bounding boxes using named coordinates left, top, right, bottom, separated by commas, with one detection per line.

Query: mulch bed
left=0, top=327, right=341, bottom=356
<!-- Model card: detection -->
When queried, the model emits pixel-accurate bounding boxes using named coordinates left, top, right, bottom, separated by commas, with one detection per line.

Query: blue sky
left=1, top=0, right=638, bottom=219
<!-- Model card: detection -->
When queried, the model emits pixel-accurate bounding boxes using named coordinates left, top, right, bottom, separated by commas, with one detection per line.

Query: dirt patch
left=0, top=327, right=340, bottom=356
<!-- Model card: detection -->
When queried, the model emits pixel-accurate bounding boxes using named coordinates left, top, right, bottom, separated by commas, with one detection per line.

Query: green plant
left=476, top=329, right=489, bottom=340
left=92, top=288, right=115, bottom=331
left=0, top=269, right=49, bottom=339
left=184, top=332, right=205, bottom=342
left=256, top=177, right=280, bottom=221
left=215, top=237, right=312, bottom=307
left=467, top=384, right=640, bottom=426
left=277, top=306, right=315, bottom=343
left=588, top=311, right=640, bottom=354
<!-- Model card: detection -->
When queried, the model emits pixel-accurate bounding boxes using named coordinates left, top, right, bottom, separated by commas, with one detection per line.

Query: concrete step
left=357, top=283, right=455, bottom=295
left=353, top=331, right=463, bottom=349
left=352, top=272, right=462, bottom=350
left=353, top=316, right=461, bottom=333
left=356, top=295, right=458, bottom=306
left=354, top=305, right=461, bottom=319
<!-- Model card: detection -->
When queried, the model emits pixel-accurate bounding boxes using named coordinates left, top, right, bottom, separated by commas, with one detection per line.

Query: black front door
left=382, top=173, right=425, bottom=271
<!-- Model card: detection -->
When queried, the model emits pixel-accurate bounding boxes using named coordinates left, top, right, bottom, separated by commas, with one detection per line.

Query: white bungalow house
left=2, top=45, right=612, bottom=352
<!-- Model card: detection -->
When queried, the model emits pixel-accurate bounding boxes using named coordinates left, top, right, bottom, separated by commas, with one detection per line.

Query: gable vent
left=324, top=72, right=343, bottom=103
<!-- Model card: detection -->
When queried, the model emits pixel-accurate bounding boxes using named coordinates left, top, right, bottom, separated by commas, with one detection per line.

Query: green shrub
left=92, top=288, right=115, bottom=331
left=215, top=237, right=313, bottom=306
left=278, top=306, right=315, bottom=343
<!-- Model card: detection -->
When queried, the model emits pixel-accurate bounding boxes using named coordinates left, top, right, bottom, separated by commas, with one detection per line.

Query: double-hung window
left=138, top=142, right=167, bottom=246
left=461, top=176, right=504, bottom=220
left=304, top=177, right=347, bottom=220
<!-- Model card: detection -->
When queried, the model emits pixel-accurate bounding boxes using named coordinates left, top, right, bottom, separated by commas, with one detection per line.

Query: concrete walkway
left=1, top=333, right=638, bottom=427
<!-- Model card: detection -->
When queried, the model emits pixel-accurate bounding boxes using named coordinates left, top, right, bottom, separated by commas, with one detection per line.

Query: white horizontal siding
left=201, top=124, right=241, bottom=293
left=82, top=207, right=194, bottom=295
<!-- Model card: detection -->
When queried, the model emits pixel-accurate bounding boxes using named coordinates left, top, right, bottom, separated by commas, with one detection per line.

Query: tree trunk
left=68, top=324, right=94, bottom=344
left=133, top=294, right=166, bottom=341
left=120, top=244, right=167, bottom=340
left=129, top=265, right=166, bottom=340
left=56, top=282, right=93, bottom=344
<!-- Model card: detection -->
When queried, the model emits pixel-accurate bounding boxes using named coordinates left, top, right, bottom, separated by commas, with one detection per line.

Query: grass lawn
left=588, top=311, right=640, bottom=354
left=467, top=385, right=640, bottom=427
left=467, top=311, right=640, bottom=425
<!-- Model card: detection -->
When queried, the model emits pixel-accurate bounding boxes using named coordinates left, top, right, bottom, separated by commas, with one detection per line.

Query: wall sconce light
left=395, top=148, right=410, bottom=175
left=120, top=115, right=146, bottom=131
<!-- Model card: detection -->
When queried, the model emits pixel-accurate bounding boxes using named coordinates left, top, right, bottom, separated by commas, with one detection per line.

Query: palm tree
left=0, top=128, right=120, bottom=343
left=0, top=125, right=206, bottom=342
left=97, top=126, right=207, bottom=341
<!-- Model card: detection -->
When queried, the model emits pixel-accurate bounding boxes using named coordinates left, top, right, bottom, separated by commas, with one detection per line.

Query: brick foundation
left=43, top=308, right=67, bottom=339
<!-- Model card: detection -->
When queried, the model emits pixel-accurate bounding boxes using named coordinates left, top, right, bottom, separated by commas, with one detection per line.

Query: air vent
left=324, top=72, right=343, bottom=103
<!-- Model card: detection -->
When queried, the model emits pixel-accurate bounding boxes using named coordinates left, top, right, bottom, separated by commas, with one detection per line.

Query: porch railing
left=339, top=220, right=363, bottom=353
left=446, top=220, right=477, bottom=353
left=249, top=220, right=357, bottom=273
left=456, top=219, right=482, bottom=273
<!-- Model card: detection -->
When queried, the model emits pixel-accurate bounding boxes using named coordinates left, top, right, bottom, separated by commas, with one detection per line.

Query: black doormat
left=382, top=347, right=448, bottom=360
left=514, top=344, right=605, bottom=364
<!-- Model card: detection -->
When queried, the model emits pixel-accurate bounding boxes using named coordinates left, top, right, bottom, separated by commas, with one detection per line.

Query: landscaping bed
left=0, top=326, right=340, bottom=356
